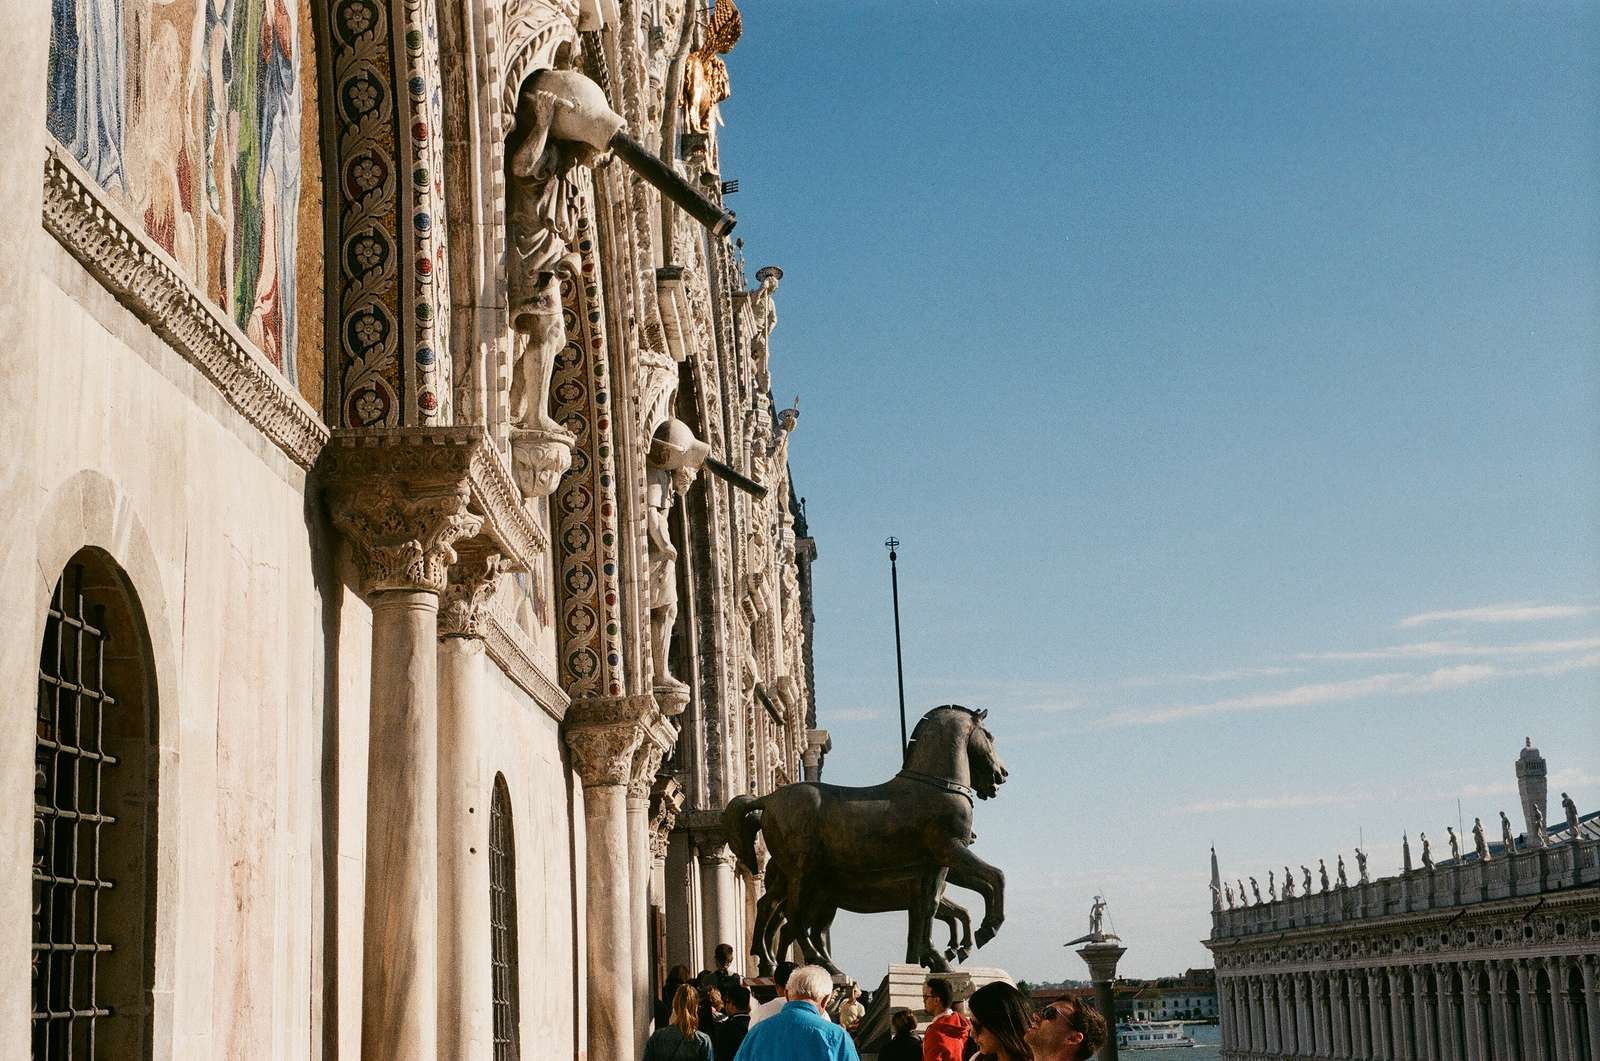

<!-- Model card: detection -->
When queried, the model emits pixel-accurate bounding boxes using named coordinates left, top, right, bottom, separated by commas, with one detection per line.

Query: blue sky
left=717, top=1, right=1599, bottom=981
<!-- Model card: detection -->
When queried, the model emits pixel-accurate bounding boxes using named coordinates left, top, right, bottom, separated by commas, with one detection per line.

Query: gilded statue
left=682, top=0, right=742, bottom=143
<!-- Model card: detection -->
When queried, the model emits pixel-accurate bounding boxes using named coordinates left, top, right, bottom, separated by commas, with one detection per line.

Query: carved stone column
left=1434, top=963, right=1459, bottom=1061
left=1264, top=977, right=1281, bottom=1055
left=1368, top=970, right=1388, bottom=1061
left=1313, top=971, right=1330, bottom=1057
left=1462, top=962, right=1486, bottom=1061
left=1582, top=956, right=1600, bottom=1061
left=1411, top=966, right=1434, bottom=1061
left=327, top=475, right=483, bottom=1061
left=1216, top=977, right=1233, bottom=1051
left=435, top=559, right=504, bottom=1061
left=1546, top=956, right=1574, bottom=1061
left=1488, top=961, right=1512, bottom=1061
left=565, top=694, right=657, bottom=1061
left=802, top=728, right=831, bottom=782
left=627, top=727, right=672, bottom=1044
left=1248, top=977, right=1263, bottom=1054
left=696, top=839, right=741, bottom=971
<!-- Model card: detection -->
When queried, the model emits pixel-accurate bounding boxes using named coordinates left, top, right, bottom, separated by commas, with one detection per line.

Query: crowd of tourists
left=641, top=944, right=1108, bottom=1061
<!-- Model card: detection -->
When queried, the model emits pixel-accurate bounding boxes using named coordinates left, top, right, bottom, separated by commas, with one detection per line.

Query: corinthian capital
left=330, top=480, right=482, bottom=594
left=439, top=554, right=511, bottom=638
left=563, top=693, right=658, bottom=788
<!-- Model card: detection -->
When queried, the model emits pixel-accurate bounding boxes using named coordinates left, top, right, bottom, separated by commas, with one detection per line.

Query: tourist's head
left=725, top=984, right=751, bottom=1014
left=714, top=942, right=734, bottom=968
left=1023, top=995, right=1107, bottom=1061
left=705, top=987, right=723, bottom=1013
left=968, top=981, right=1032, bottom=1061
left=786, top=965, right=835, bottom=1009
left=891, top=1009, right=918, bottom=1037
left=671, top=984, right=700, bottom=1037
left=773, top=960, right=798, bottom=998
left=848, top=982, right=861, bottom=1001
left=923, top=976, right=954, bottom=1015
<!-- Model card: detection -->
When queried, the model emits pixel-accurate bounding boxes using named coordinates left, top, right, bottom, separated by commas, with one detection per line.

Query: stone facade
left=6, top=0, right=818, bottom=1058
left=1206, top=742, right=1600, bottom=1061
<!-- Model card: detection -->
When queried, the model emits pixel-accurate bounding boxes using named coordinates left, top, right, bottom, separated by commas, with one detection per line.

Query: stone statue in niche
left=1473, top=818, right=1490, bottom=861
left=646, top=418, right=710, bottom=702
left=503, top=71, right=609, bottom=501
left=748, top=265, right=781, bottom=390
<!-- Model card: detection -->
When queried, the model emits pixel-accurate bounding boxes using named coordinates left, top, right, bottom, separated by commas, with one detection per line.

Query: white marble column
left=1514, top=958, right=1544, bottom=1061
left=1313, top=972, right=1330, bottom=1057
left=697, top=843, right=741, bottom=968
left=1582, top=956, right=1600, bottom=1061
left=1548, top=956, right=1575, bottom=1061
left=565, top=694, right=658, bottom=1061
left=1330, top=971, right=1348, bottom=1059
left=627, top=733, right=670, bottom=1045
left=1390, top=970, right=1410, bottom=1061
left=329, top=478, right=483, bottom=1061
left=1462, top=963, right=1486, bottom=1061
left=1488, top=961, right=1513, bottom=1061
left=1369, top=971, right=1388, bottom=1061
left=1217, top=977, right=1234, bottom=1051
left=1434, top=963, right=1459, bottom=1061
left=1249, top=978, right=1265, bottom=1054
left=1412, top=966, right=1434, bottom=1061
left=436, top=632, right=491, bottom=1061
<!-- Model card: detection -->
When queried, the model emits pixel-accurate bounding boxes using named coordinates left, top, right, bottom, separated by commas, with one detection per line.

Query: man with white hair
left=733, top=965, right=860, bottom=1061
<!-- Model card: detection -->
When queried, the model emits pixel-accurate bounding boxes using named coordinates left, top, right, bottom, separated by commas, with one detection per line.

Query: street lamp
left=885, top=537, right=908, bottom=758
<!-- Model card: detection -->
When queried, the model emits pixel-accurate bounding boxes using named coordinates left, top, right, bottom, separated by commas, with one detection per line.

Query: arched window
left=489, top=774, right=521, bottom=1060
left=33, top=552, right=157, bottom=1058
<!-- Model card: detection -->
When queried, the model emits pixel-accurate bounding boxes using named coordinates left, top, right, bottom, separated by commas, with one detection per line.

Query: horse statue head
left=904, top=704, right=1009, bottom=800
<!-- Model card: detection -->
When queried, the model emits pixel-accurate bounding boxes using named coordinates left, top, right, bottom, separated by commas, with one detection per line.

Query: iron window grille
left=33, top=565, right=117, bottom=1058
left=489, top=775, right=522, bottom=1060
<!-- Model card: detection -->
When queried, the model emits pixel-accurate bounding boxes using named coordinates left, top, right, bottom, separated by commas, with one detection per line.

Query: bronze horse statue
left=723, top=705, right=1008, bottom=972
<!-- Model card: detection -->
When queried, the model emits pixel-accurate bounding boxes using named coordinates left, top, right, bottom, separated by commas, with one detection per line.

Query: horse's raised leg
left=906, top=867, right=949, bottom=970
left=936, top=894, right=974, bottom=962
left=750, top=886, right=782, bottom=976
left=946, top=846, right=1006, bottom=947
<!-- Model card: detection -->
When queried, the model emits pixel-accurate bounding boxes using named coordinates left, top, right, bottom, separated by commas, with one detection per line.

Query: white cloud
left=1399, top=603, right=1597, bottom=628
left=1121, top=665, right=1301, bottom=688
left=1302, top=636, right=1600, bottom=662
left=1097, top=673, right=1406, bottom=727
left=826, top=707, right=883, bottom=722
left=1175, top=791, right=1369, bottom=815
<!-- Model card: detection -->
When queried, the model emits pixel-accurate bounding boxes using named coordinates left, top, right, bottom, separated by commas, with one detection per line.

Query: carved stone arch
left=315, top=0, right=455, bottom=427
left=549, top=182, right=627, bottom=699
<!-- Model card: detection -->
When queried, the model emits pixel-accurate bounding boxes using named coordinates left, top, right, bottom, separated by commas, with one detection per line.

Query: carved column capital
left=628, top=735, right=669, bottom=802
left=648, top=777, right=685, bottom=863
left=439, top=554, right=511, bottom=637
left=329, top=479, right=483, bottom=595
left=563, top=693, right=658, bottom=788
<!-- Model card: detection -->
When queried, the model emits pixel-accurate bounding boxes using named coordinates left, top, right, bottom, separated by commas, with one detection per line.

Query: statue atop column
left=1473, top=817, right=1490, bottom=861
left=1562, top=792, right=1580, bottom=838
left=646, top=419, right=710, bottom=702
left=1089, top=895, right=1107, bottom=936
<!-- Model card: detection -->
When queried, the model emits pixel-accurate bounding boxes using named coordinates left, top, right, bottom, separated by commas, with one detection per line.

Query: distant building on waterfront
left=1206, top=738, right=1600, bottom=1061
left=1033, top=967, right=1219, bottom=1023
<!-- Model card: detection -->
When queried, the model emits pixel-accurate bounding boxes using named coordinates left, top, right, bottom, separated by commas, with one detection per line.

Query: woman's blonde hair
left=671, top=983, right=700, bottom=1037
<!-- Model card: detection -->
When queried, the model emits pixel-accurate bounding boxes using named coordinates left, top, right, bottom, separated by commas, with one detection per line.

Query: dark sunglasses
left=1034, top=1005, right=1075, bottom=1023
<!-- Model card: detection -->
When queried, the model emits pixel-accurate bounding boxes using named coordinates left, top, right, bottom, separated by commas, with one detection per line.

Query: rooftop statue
left=1249, top=877, right=1262, bottom=905
left=725, top=705, right=1007, bottom=973
left=1238, top=879, right=1248, bottom=907
left=1500, top=811, right=1515, bottom=852
left=1563, top=792, right=1580, bottom=837
left=1473, top=818, right=1491, bottom=861
left=1447, top=826, right=1460, bottom=861
left=1267, top=871, right=1277, bottom=902
left=1282, top=866, right=1296, bottom=898
left=1420, top=832, right=1434, bottom=871
left=1336, top=855, right=1348, bottom=889
left=1301, top=865, right=1312, bottom=894
left=1223, top=881, right=1234, bottom=909
left=1532, top=805, right=1549, bottom=848
left=1355, top=847, right=1369, bottom=884
left=1319, top=858, right=1330, bottom=893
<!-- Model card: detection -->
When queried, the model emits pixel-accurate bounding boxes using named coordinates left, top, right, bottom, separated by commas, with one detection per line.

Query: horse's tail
left=723, top=794, right=764, bottom=875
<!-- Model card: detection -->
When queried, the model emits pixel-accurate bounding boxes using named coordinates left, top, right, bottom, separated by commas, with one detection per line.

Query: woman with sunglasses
left=966, top=981, right=1033, bottom=1061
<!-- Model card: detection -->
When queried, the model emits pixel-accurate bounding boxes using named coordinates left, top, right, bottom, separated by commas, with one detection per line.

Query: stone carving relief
left=647, top=418, right=710, bottom=698
left=328, top=480, right=484, bottom=595
left=439, top=554, right=512, bottom=637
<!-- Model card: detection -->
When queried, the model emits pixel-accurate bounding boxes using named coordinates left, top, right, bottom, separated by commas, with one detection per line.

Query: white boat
left=1117, top=1020, right=1198, bottom=1050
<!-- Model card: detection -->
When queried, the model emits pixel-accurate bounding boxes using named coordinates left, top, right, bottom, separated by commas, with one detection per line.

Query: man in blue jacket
left=733, top=965, right=860, bottom=1061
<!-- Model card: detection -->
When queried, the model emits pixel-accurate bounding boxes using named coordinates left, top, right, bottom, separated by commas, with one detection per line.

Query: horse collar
left=896, top=769, right=976, bottom=802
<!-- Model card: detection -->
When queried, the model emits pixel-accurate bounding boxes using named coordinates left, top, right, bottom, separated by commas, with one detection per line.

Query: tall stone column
left=1513, top=958, right=1543, bottom=1061
left=1264, top=978, right=1280, bottom=1055
left=1546, top=956, right=1574, bottom=1061
left=436, top=570, right=494, bottom=1061
left=802, top=728, right=831, bottom=782
left=1368, top=971, right=1388, bottom=1061
left=628, top=732, right=670, bottom=1044
left=565, top=694, right=658, bottom=1061
left=1216, top=977, right=1233, bottom=1051
left=698, top=842, right=741, bottom=968
left=1462, top=962, right=1485, bottom=1061
left=1582, top=956, right=1600, bottom=1061
left=1488, top=961, right=1512, bottom=1061
left=328, top=476, right=484, bottom=1061
left=1075, top=942, right=1127, bottom=1061
left=1411, top=966, right=1433, bottom=1061
left=1249, top=977, right=1264, bottom=1054
left=1390, top=970, right=1410, bottom=1060
left=1329, top=971, right=1346, bottom=1059
left=1433, top=963, right=1458, bottom=1061
left=1313, top=972, right=1330, bottom=1057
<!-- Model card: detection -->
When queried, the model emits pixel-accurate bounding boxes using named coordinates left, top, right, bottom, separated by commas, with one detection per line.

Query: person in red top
left=920, top=978, right=970, bottom=1061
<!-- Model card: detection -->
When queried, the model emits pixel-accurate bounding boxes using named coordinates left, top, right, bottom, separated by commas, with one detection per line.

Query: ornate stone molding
left=563, top=693, right=657, bottom=787
left=440, top=555, right=510, bottom=637
left=481, top=612, right=570, bottom=721
left=41, top=147, right=330, bottom=470
left=328, top=479, right=482, bottom=594
left=649, top=777, right=685, bottom=863
left=321, top=427, right=548, bottom=585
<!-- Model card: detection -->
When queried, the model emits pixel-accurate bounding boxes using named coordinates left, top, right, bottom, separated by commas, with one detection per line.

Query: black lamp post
left=885, top=537, right=908, bottom=758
